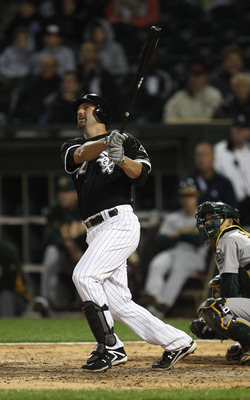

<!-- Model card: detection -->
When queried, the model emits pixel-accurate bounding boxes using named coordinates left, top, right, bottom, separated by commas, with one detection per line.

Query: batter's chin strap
left=81, top=301, right=116, bottom=347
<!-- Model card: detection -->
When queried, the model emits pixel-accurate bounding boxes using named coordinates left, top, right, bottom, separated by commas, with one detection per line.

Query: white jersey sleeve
left=216, top=228, right=250, bottom=275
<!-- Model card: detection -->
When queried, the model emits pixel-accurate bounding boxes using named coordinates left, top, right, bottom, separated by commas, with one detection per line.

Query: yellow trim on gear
left=216, top=225, right=250, bottom=247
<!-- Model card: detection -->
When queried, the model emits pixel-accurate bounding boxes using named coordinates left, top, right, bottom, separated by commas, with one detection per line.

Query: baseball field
left=0, top=317, right=250, bottom=399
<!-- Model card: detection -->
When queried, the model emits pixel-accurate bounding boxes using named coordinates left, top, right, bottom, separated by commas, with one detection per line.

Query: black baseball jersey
left=61, top=133, right=151, bottom=220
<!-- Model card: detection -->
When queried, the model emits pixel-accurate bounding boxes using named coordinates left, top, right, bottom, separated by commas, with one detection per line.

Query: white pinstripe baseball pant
left=73, top=205, right=192, bottom=351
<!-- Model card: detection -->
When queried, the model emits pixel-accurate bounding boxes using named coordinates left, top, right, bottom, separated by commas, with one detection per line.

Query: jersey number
left=76, top=161, right=88, bottom=178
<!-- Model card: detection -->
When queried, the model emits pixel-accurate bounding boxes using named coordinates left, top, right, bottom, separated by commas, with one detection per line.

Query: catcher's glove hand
left=189, top=317, right=219, bottom=339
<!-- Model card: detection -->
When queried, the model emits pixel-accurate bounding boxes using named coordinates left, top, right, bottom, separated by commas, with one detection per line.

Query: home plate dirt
left=0, top=341, right=250, bottom=390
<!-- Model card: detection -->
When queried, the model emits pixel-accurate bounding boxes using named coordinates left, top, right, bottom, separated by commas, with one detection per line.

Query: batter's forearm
left=74, top=139, right=107, bottom=162
left=120, top=158, right=142, bottom=179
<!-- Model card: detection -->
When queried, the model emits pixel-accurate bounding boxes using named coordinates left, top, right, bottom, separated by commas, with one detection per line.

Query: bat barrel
left=120, top=25, right=161, bottom=134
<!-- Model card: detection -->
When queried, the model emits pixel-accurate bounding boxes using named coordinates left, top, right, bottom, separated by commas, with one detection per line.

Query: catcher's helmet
left=72, top=93, right=112, bottom=128
left=195, top=201, right=241, bottom=246
left=178, top=177, right=201, bottom=197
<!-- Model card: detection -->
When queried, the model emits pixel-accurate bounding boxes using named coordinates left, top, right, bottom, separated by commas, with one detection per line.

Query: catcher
left=189, top=201, right=250, bottom=365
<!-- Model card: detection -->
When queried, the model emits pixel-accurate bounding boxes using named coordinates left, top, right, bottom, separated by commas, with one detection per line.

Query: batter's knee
left=72, top=268, right=102, bottom=297
left=72, top=268, right=78, bottom=286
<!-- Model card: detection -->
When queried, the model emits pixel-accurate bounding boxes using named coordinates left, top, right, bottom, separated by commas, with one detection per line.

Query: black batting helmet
left=72, top=93, right=112, bottom=128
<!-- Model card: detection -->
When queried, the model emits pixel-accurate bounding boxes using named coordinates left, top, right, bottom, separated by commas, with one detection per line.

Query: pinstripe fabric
left=73, top=205, right=192, bottom=351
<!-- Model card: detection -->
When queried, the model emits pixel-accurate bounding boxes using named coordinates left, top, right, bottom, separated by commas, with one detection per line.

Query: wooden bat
left=120, top=25, right=162, bottom=134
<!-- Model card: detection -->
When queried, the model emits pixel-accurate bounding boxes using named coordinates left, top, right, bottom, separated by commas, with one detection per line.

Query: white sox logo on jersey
left=97, top=151, right=115, bottom=175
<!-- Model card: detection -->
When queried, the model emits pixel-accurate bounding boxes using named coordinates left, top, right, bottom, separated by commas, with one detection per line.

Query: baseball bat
left=120, top=25, right=162, bottom=134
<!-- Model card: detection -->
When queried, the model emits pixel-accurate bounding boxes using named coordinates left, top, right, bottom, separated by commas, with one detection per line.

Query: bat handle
left=120, top=112, right=130, bottom=135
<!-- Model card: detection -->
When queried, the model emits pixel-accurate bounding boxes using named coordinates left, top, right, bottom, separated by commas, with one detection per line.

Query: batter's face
left=77, top=102, right=97, bottom=130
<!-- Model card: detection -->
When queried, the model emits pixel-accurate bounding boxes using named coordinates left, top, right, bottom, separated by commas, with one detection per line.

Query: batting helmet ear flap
left=93, top=104, right=109, bottom=126
left=72, top=93, right=112, bottom=128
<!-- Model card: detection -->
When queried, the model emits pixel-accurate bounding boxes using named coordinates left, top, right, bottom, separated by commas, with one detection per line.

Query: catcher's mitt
left=189, top=317, right=219, bottom=339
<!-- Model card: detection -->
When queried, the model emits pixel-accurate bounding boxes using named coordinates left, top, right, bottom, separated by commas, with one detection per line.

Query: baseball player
left=195, top=201, right=250, bottom=298
left=190, top=201, right=250, bottom=364
left=141, top=177, right=209, bottom=318
left=60, top=93, right=196, bottom=372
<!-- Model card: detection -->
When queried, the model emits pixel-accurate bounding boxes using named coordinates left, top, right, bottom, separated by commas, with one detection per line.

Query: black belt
left=85, top=208, right=118, bottom=229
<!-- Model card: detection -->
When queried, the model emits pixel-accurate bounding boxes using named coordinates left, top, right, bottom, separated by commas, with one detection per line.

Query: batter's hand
left=104, top=130, right=127, bottom=148
left=108, top=145, right=125, bottom=165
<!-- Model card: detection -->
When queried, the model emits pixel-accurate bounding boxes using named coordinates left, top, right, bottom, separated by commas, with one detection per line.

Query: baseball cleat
left=81, top=356, right=111, bottom=372
left=106, top=347, right=128, bottom=366
left=81, top=345, right=127, bottom=372
left=240, top=351, right=250, bottom=365
left=226, top=343, right=243, bottom=361
left=152, top=340, right=197, bottom=370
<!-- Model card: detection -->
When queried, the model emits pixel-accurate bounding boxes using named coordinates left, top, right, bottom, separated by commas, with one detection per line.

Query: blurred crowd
left=1, top=0, right=250, bottom=126
left=2, top=0, right=250, bottom=317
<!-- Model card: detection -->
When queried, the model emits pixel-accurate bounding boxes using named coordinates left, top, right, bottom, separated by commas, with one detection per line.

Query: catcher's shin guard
left=199, top=297, right=250, bottom=346
left=226, top=343, right=243, bottom=361
left=82, top=301, right=116, bottom=346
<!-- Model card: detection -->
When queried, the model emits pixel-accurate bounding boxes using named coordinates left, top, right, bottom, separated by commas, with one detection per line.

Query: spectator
left=172, top=142, right=238, bottom=210
left=210, top=44, right=246, bottom=100
left=203, top=0, right=234, bottom=13
left=139, top=178, right=209, bottom=318
left=213, top=72, right=250, bottom=119
left=105, top=0, right=160, bottom=65
left=0, top=76, right=12, bottom=125
left=48, top=71, right=82, bottom=123
left=105, top=0, right=160, bottom=29
left=0, top=239, right=29, bottom=317
left=32, top=24, right=76, bottom=77
left=163, top=62, right=223, bottom=122
left=37, top=0, right=58, bottom=24
left=13, top=55, right=61, bottom=125
left=214, top=114, right=250, bottom=226
left=77, top=40, right=121, bottom=120
left=83, top=18, right=129, bottom=77
left=0, top=27, right=35, bottom=80
left=55, top=0, right=86, bottom=50
left=2, top=0, right=43, bottom=49
left=0, top=27, right=36, bottom=120
left=58, top=0, right=110, bottom=25
left=33, top=175, right=87, bottom=316
left=121, top=48, right=178, bottom=123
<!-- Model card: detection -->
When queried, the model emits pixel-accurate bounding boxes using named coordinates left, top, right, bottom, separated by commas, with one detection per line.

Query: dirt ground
left=0, top=341, right=250, bottom=391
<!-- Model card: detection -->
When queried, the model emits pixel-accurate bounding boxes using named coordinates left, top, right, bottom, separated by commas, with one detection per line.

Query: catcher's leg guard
left=82, top=301, right=116, bottom=346
left=226, top=343, right=243, bottom=361
left=199, top=297, right=250, bottom=346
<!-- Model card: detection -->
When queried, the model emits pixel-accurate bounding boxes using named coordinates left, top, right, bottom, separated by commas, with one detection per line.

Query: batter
left=60, top=93, right=196, bottom=372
